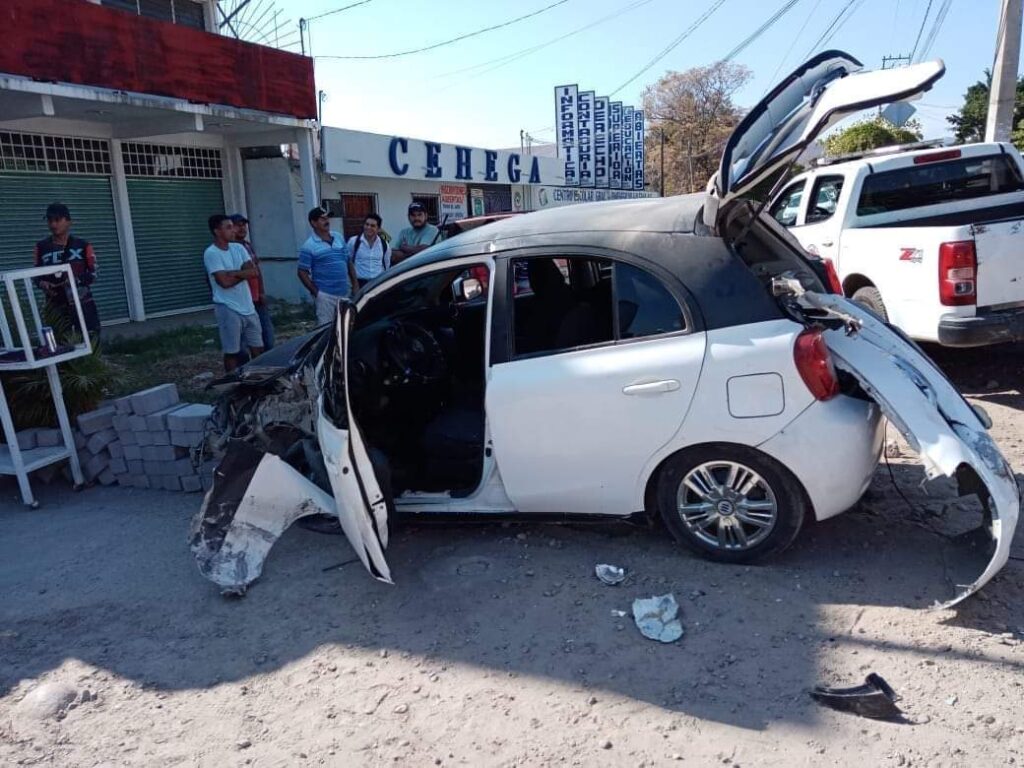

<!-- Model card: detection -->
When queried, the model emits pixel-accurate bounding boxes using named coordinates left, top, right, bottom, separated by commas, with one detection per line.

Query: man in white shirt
left=347, top=213, right=391, bottom=289
left=204, top=214, right=263, bottom=372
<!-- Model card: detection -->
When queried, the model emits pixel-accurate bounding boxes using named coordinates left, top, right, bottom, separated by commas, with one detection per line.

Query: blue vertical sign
left=577, top=91, right=595, bottom=188
left=633, top=109, right=645, bottom=191
left=593, top=96, right=609, bottom=188
left=622, top=106, right=634, bottom=191
left=555, top=84, right=579, bottom=187
left=609, top=101, right=623, bottom=190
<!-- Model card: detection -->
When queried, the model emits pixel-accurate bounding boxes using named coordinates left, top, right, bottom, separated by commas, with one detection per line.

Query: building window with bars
left=101, top=0, right=206, bottom=29
left=121, top=144, right=222, bottom=178
left=0, top=132, right=112, bottom=175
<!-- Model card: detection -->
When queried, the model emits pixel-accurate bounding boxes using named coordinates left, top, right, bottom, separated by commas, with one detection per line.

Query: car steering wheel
left=381, top=320, right=447, bottom=384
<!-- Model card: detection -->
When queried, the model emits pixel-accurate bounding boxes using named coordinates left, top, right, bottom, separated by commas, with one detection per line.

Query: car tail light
left=938, top=241, right=976, bottom=306
left=794, top=329, right=840, bottom=401
left=822, top=257, right=843, bottom=294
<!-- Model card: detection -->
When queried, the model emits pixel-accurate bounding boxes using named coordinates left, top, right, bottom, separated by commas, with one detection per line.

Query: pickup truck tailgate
left=974, top=218, right=1024, bottom=308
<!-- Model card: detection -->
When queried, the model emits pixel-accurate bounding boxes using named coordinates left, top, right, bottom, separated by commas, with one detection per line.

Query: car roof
left=412, top=194, right=704, bottom=264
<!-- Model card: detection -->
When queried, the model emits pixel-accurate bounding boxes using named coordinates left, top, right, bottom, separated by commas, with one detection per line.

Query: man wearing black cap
left=391, top=202, right=440, bottom=264
left=231, top=213, right=274, bottom=351
left=33, top=202, right=101, bottom=339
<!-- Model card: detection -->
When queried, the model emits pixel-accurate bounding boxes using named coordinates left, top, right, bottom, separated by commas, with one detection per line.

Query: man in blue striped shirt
left=297, top=206, right=358, bottom=326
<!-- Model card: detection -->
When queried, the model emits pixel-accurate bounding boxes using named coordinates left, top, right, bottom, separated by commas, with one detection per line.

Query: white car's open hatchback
left=191, top=52, right=1018, bottom=608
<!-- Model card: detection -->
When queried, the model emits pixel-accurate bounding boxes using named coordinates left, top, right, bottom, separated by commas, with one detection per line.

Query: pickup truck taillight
left=822, top=258, right=843, bottom=294
left=794, top=329, right=840, bottom=401
left=938, top=241, right=977, bottom=306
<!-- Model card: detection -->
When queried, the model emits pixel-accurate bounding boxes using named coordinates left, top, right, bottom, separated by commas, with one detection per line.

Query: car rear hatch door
left=801, top=291, right=1019, bottom=608
left=972, top=217, right=1024, bottom=309
left=706, top=51, right=945, bottom=228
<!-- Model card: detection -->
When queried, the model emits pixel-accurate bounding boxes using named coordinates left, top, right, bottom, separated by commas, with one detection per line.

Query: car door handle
left=623, top=379, right=680, bottom=395
left=821, top=239, right=834, bottom=247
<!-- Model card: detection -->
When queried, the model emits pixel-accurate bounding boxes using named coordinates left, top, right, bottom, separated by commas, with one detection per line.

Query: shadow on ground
left=2, top=449, right=1022, bottom=732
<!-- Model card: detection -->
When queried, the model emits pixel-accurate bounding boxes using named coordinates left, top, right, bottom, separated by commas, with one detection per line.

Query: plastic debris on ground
left=631, top=593, right=684, bottom=643
left=810, top=673, right=903, bottom=720
left=594, top=564, right=626, bottom=585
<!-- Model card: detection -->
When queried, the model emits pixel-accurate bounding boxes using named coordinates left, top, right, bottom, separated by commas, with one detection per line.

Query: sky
left=281, top=0, right=1007, bottom=150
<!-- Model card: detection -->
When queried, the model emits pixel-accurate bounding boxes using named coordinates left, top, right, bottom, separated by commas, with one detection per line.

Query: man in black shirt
left=33, top=202, right=101, bottom=340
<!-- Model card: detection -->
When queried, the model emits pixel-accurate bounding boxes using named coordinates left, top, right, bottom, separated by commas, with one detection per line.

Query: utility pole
left=881, top=54, right=911, bottom=69
left=986, top=0, right=1023, bottom=142
left=659, top=129, right=665, bottom=197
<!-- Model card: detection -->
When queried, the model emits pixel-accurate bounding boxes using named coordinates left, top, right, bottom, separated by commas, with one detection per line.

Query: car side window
left=614, top=262, right=685, bottom=338
left=769, top=181, right=805, bottom=227
left=509, top=256, right=685, bottom=359
left=804, top=175, right=844, bottom=224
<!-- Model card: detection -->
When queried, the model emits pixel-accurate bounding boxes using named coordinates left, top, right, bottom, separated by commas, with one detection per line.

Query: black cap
left=308, top=206, right=329, bottom=222
left=408, top=202, right=426, bottom=213
left=45, top=202, right=70, bottom=220
left=229, top=213, right=249, bottom=224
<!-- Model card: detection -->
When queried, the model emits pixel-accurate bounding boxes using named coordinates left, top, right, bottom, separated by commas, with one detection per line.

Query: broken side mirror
left=452, top=277, right=483, bottom=303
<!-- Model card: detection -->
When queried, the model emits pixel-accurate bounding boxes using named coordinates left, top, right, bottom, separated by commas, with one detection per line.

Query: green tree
left=821, top=115, right=922, bottom=158
left=946, top=71, right=1024, bottom=147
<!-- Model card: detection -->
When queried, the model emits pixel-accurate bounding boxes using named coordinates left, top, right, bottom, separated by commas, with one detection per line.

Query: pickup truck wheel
left=852, top=286, right=888, bottom=321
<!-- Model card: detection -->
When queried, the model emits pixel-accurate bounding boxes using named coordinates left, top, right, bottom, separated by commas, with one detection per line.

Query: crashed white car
left=191, top=52, right=1018, bottom=607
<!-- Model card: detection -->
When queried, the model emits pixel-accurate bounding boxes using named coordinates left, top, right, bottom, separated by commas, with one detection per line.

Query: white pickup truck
left=768, top=141, right=1024, bottom=346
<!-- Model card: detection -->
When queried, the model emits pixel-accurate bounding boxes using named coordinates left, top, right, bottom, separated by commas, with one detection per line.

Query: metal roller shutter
left=0, top=172, right=129, bottom=322
left=127, top=178, right=224, bottom=315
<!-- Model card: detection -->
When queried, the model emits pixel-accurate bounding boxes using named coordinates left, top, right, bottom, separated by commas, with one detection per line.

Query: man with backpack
left=347, top=213, right=391, bottom=289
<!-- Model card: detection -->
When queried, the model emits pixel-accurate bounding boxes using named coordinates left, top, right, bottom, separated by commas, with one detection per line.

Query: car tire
left=852, top=286, right=888, bottom=322
left=656, top=444, right=808, bottom=564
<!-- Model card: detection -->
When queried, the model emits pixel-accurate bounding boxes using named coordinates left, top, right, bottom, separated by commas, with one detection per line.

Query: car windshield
left=856, top=153, right=1024, bottom=215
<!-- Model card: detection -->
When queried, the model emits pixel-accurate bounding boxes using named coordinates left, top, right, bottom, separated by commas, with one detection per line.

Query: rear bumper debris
left=938, top=307, right=1024, bottom=347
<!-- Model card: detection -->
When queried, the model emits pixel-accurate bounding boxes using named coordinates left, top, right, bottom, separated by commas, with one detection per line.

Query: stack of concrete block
left=68, top=383, right=215, bottom=493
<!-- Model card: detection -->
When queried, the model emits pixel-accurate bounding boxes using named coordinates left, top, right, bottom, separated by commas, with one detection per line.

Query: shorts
left=214, top=303, right=263, bottom=355
left=315, top=291, right=343, bottom=326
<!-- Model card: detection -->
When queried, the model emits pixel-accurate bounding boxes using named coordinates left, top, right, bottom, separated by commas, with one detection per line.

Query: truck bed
left=862, top=200, right=1024, bottom=229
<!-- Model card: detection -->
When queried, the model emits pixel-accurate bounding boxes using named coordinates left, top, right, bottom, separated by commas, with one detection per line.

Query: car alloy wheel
left=676, top=460, right=778, bottom=551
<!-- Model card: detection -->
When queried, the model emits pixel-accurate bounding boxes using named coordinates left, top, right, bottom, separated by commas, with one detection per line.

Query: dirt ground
left=1, top=343, right=1022, bottom=767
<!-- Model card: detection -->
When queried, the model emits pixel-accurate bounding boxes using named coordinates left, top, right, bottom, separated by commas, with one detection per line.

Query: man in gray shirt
left=391, top=202, right=440, bottom=264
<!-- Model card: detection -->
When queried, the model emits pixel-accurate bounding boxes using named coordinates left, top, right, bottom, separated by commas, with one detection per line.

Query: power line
left=916, top=0, right=953, bottom=61
left=608, top=0, right=729, bottom=97
left=909, top=0, right=935, bottom=61
left=803, top=0, right=862, bottom=59
left=766, top=0, right=822, bottom=85
left=305, top=0, right=376, bottom=23
left=316, top=0, right=570, bottom=60
left=723, top=0, right=802, bottom=62
left=436, top=0, right=657, bottom=80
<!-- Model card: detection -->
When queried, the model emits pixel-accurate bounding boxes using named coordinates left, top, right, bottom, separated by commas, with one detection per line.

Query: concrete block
left=108, top=440, right=124, bottom=459
left=123, top=444, right=142, bottom=461
left=170, top=457, right=195, bottom=477
left=97, top=468, right=117, bottom=486
left=181, top=475, right=203, bottom=493
left=145, top=405, right=187, bottom=432
left=108, top=457, right=128, bottom=476
left=130, top=384, right=179, bottom=416
left=84, top=452, right=109, bottom=481
left=113, top=396, right=133, bottom=415
left=86, top=428, right=117, bottom=455
left=127, top=459, right=143, bottom=475
left=128, top=415, right=148, bottom=432
left=76, top=406, right=116, bottom=435
left=166, top=403, right=214, bottom=433
left=151, top=430, right=171, bottom=446
left=170, top=430, right=204, bottom=449
left=129, top=475, right=150, bottom=490
left=136, top=432, right=153, bottom=447
left=141, top=445, right=184, bottom=462
left=112, top=414, right=131, bottom=432
left=119, top=430, right=138, bottom=446
left=35, top=428, right=63, bottom=448
left=15, top=430, right=38, bottom=451
left=73, top=430, right=88, bottom=450
left=161, top=476, right=182, bottom=492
